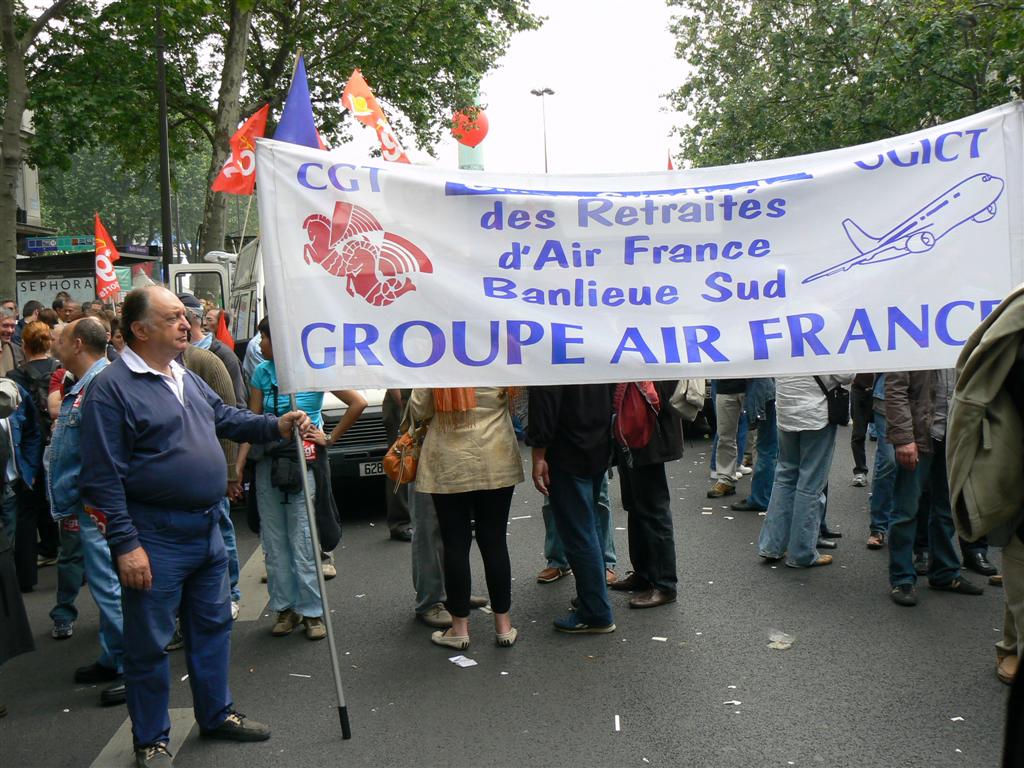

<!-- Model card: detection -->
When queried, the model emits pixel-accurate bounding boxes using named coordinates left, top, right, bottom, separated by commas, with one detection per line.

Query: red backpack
left=612, top=381, right=661, bottom=450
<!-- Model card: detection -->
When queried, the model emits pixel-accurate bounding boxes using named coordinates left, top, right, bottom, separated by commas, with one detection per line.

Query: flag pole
left=237, top=194, right=253, bottom=254
left=290, top=393, right=351, bottom=738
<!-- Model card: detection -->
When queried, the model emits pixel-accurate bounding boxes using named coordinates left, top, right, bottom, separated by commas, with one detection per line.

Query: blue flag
left=274, top=56, right=320, bottom=148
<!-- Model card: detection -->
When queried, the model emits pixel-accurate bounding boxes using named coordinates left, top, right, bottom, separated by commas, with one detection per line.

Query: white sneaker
left=852, top=473, right=867, bottom=487
left=322, top=562, right=337, bottom=580
left=734, top=471, right=742, bottom=481
left=231, top=601, right=240, bottom=621
left=739, top=465, right=753, bottom=476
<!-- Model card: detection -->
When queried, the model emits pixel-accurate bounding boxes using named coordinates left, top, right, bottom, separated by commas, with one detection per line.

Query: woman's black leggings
left=432, top=486, right=514, bottom=618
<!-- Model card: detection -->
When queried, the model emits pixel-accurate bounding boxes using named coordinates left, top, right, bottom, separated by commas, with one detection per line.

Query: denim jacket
left=47, top=358, right=109, bottom=520
left=744, top=377, right=776, bottom=425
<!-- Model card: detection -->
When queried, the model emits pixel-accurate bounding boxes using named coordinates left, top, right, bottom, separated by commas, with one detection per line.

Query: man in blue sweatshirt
left=79, top=286, right=312, bottom=768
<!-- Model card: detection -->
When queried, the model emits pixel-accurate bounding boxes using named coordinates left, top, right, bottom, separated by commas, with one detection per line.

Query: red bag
left=613, top=382, right=661, bottom=450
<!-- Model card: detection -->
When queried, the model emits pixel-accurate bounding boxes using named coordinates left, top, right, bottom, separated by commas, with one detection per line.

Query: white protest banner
left=256, top=102, right=1023, bottom=393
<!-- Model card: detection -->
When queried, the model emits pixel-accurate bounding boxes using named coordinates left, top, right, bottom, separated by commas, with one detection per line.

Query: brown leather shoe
left=537, top=566, right=571, bottom=584
left=610, top=572, right=650, bottom=591
left=706, top=481, right=736, bottom=498
left=629, top=588, right=677, bottom=609
left=998, top=655, right=1018, bottom=685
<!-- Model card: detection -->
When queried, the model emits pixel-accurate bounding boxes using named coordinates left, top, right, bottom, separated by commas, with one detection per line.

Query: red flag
left=94, top=214, right=121, bottom=302
left=667, top=150, right=674, bottom=171
left=212, top=104, right=270, bottom=194
left=342, top=69, right=410, bottom=163
left=215, top=310, right=234, bottom=348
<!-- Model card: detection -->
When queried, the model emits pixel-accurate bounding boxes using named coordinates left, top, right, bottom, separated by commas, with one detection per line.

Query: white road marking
left=235, top=547, right=269, bottom=621
left=90, top=707, right=195, bottom=767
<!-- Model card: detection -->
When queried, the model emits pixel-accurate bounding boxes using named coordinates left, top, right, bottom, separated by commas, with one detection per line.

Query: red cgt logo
left=302, top=201, right=433, bottom=307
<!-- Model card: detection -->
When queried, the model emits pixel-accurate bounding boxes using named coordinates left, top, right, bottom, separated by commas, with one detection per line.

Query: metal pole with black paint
left=289, top=393, right=351, bottom=738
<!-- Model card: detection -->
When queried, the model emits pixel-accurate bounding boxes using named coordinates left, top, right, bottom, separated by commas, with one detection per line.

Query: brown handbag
left=383, top=420, right=429, bottom=487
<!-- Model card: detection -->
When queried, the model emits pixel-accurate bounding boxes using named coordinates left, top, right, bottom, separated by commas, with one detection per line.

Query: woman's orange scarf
left=431, top=387, right=519, bottom=431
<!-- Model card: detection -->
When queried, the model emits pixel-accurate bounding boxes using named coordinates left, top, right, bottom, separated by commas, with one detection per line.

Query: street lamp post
left=530, top=87, right=554, bottom=173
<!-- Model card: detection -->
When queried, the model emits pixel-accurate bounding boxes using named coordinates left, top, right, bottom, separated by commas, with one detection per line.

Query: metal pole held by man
left=290, top=392, right=352, bottom=738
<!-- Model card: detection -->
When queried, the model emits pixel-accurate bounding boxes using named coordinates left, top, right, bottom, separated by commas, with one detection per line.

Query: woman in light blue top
left=236, top=317, right=365, bottom=640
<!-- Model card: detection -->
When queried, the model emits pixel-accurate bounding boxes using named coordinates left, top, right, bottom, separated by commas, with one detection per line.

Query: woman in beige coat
left=410, top=387, right=524, bottom=649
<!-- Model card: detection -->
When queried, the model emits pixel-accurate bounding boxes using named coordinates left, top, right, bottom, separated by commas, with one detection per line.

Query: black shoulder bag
left=267, top=383, right=304, bottom=493
left=814, top=376, right=850, bottom=427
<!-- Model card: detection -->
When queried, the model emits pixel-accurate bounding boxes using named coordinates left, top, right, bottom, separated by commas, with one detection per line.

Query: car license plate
left=359, top=461, right=384, bottom=477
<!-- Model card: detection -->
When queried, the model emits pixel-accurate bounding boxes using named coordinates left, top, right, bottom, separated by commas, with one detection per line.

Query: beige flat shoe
left=430, top=629, right=469, bottom=650
left=495, top=628, right=518, bottom=647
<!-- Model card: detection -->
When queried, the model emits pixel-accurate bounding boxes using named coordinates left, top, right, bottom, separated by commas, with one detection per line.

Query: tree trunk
left=199, top=0, right=252, bottom=256
left=0, top=0, right=28, bottom=301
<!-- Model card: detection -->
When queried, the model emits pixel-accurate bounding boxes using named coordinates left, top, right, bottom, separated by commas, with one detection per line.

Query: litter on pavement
left=768, top=630, right=795, bottom=650
left=449, top=655, right=478, bottom=668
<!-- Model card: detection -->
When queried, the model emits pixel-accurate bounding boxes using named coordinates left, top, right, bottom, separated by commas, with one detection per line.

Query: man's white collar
left=122, top=345, right=185, bottom=378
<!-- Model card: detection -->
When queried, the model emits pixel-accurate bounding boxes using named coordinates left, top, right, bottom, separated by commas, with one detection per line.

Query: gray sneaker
left=271, top=609, right=302, bottom=636
left=165, top=620, right=183, bottom=651
left=418, top=604, right=453, bottom=628
left=135, top=743, right=172, bottom=767
left=303, top=616, right=327, bottom=641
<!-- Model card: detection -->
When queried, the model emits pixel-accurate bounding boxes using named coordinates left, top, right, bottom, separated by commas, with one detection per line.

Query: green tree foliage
left=40, top=144, right=255, bottom=260
left=27, top=1, right=540, bottom=212
left=668, top=0, right=1024, bottom=166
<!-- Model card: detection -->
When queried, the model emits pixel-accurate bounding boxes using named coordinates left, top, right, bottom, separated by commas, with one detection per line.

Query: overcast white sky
left=348, top=0, right=692, bottom=174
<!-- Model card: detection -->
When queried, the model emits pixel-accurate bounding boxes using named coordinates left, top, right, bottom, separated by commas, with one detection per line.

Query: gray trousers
left=715, top=393, right=746, bottom=486
left=998, top=533, right=1024, bottom=660
left=410, top=487, right=445, bottom=614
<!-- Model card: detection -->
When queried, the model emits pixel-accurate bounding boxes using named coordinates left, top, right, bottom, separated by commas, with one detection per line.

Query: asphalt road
left=0, top=431, right=1011, bottom=768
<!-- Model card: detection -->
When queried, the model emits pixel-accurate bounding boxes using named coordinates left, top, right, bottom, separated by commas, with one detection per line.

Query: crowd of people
left=0, top=284, right=1021, bottom=766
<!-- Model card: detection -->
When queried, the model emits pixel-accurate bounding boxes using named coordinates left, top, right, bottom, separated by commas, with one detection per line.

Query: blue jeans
left=869, top=412, right=897, bottom=534
left=887, top=440, right=960, bottom=587
left=123, top=506, right=231, bottom=747
left=79, top=508, right=125, bottom=672
left=543, top=473, right=616, bottom=570
left=747, top=400, right=778, bottom=508
left=410, top=486, right=445, bottom=614
left=217, top=499, right=241, bottom=602
left=50, top=518, right=84, bottom=624
left=255, top=459, right=321, bottom=618
left=547, top=467, right=613, bottom=627
left=758, top=425, right=837, bottom=567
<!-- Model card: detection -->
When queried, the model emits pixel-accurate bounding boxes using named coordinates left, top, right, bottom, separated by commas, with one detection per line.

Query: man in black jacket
left=611, top=380, right=682, bottom=608
left=529, top=384, right=616, bottom=634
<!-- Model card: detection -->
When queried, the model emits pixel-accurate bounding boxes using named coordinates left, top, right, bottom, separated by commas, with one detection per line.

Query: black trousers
left=13, top=485, right=38, bottom=591
left=850, top=386, right=873, bottom=474
left=618, top=462, right=678, bottom=592
left=433, top=486, right=514, bottom=618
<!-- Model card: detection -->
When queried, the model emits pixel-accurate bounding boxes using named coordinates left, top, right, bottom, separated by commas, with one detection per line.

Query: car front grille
left=323, top=411, right=388, bottom=452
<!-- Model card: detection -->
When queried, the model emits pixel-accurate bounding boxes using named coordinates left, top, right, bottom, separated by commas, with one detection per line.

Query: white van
left=169, top=241, right=390, bottom=481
